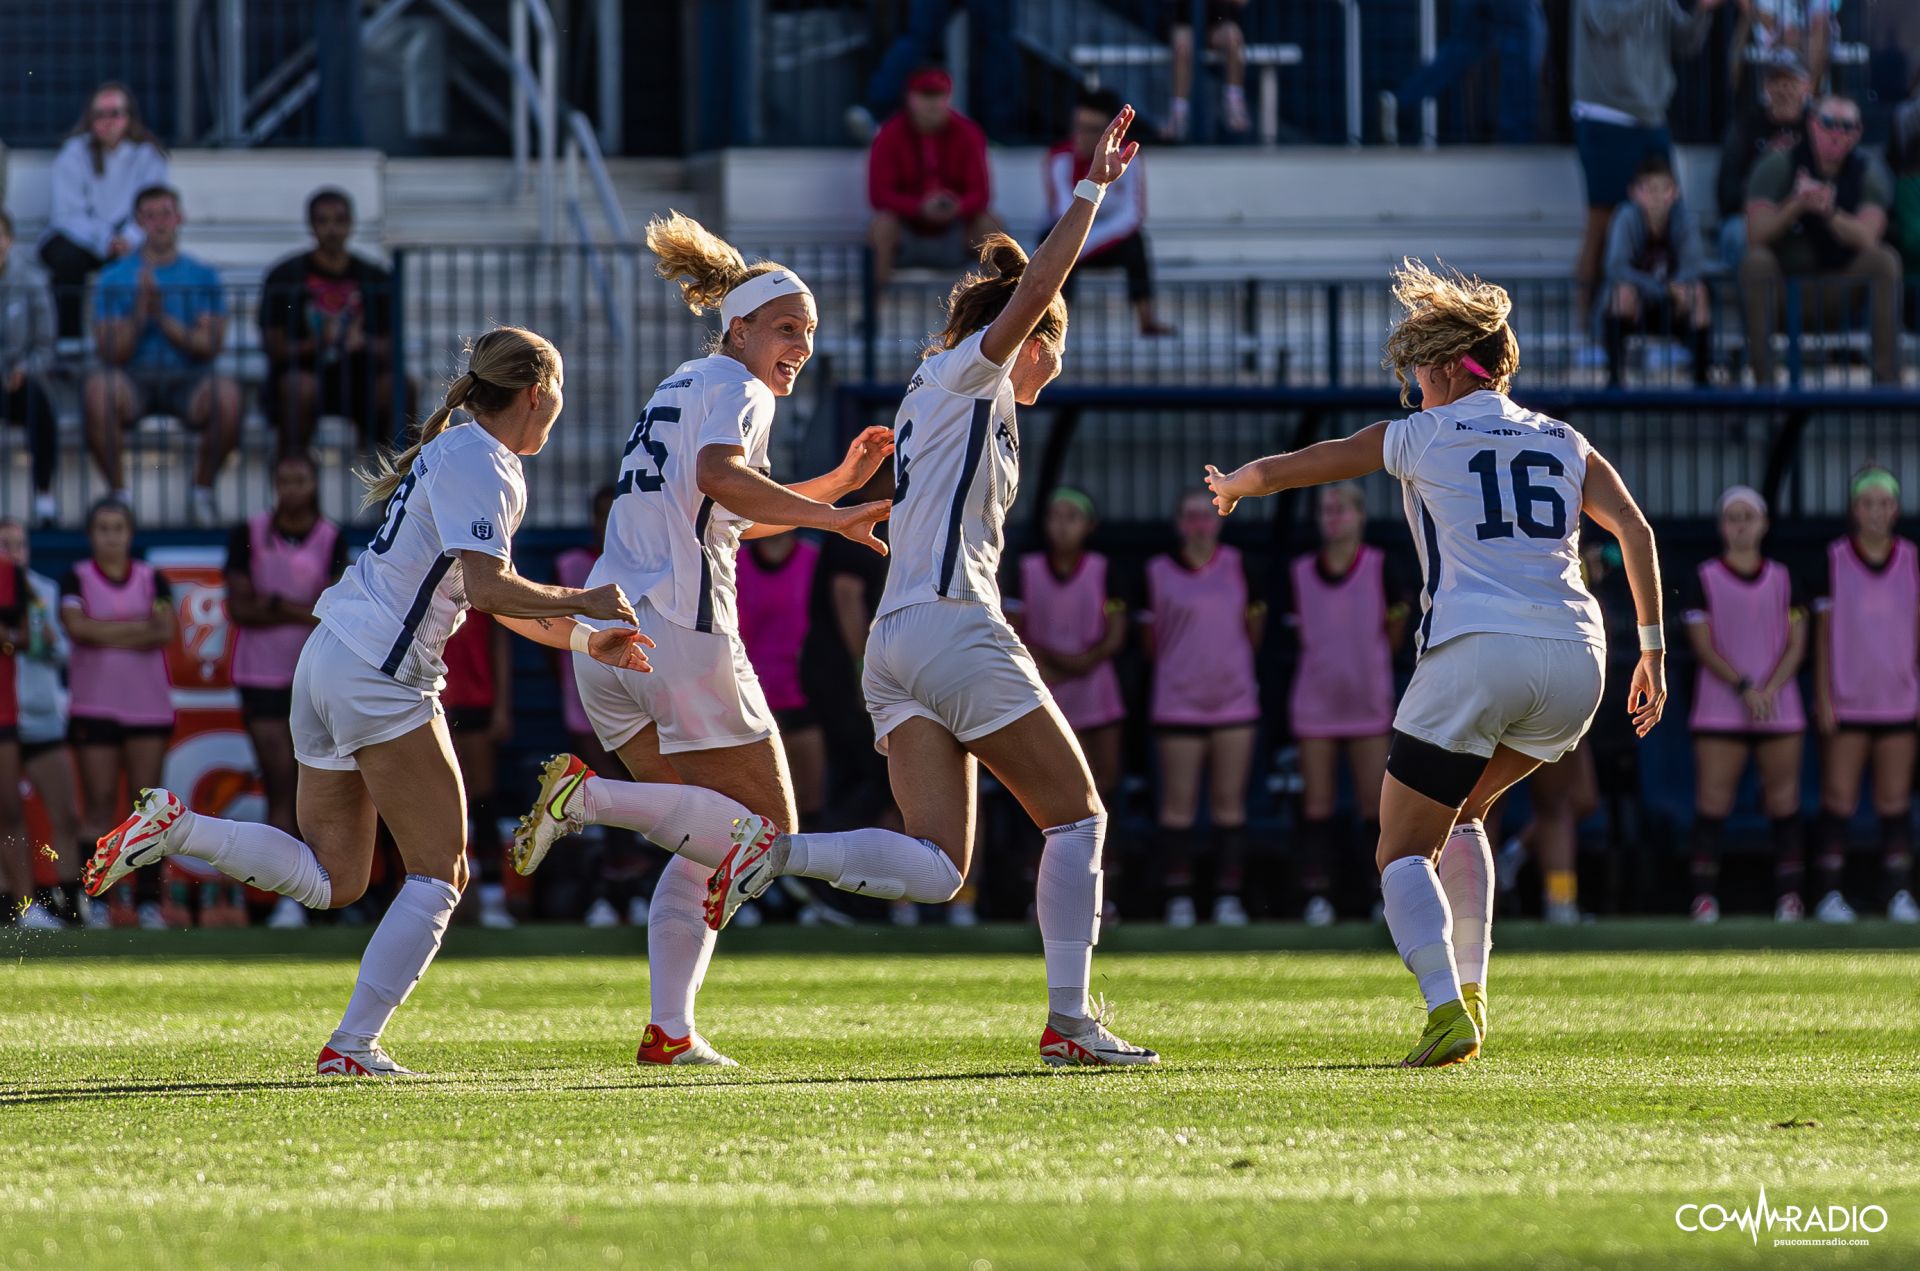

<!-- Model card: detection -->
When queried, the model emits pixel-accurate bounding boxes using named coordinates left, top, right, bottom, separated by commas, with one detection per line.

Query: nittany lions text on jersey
left=315, top=422, right=526, bottom=690
left=1382, top=389, right=1604, bottom=655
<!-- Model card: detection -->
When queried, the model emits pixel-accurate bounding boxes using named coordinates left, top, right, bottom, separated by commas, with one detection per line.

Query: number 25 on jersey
left=618, top=406, right=677, bottom=495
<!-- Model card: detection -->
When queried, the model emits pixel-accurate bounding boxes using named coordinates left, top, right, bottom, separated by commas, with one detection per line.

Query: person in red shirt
left=441, top=609, right=514, bottom=929
left=868, top=68, right=1002, bottom=288
left=1044, top=88, right=1172, bottom=336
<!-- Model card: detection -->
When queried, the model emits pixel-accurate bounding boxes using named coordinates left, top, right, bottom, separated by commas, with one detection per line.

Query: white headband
left=719, top=269, right=812, bottom=332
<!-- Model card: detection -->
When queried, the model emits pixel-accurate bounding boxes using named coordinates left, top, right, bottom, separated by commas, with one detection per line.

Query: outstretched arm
left=1581, top=448, right=1667, bottom=737
left=698, top=444, right=891, bottom=554
left=495, top=613, right=653, bottom=673
left=740, top=426, right=895, bottom=540
left=1204, top=422, right=1388, bottom=515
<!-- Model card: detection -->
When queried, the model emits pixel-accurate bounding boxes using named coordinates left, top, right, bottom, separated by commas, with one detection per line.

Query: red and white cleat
left=1040, top=998, right=1160, bottom=1068
left=703, top=816, right=780, bottom=932
left=84, top=789, right=189, bottom=898
left=636, top=1024, right=738, bottom=1068
left=315, top=1043, right=416, bottom=1077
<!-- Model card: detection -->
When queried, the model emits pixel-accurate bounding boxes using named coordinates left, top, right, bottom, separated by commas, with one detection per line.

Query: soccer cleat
left=1690, top=893, right=1720, bottom=923
left=636, top=1024, right=738, bottom=1068
left=703, top=816, right=780, bottom=932
left=85, top=788, right=189, bottom=897
left=1813, top=890, right=1857, bottom=924
left=1040, top=997, right=1159, bottom=1068
left=1401, top=999, right=1480, bottom=1069
left=1890, top=890, right=1920, bottom=924
left=1303, top=896, right=1336, bottom=927
left=1461, top=982, right=1488, bottom=1041
left=316, top=1043, right=416, bottom=1077
left=1775, top=892, right=1805, bottom=923
left=513, top=753, right=590, bottom=876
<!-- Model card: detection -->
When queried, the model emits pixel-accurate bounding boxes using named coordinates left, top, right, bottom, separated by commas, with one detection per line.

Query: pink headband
left=1460, top=355, right=1491, bottom=379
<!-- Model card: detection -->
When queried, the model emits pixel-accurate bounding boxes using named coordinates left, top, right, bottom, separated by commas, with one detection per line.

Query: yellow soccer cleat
left=512, top=753, right=590, bottom=876
left=1401, top=999, right=1480, bottom=1069
left=1461, top=982, right=1488, bottom=1042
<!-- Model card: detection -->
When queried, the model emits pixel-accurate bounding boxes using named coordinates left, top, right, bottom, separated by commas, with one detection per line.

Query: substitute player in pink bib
left=1287, top=482, right=1404, bottom=925
left=1812, top=467, right=1920, bottom=924
left=1206, top=261, right=1669, bottom=1067
left=1683, top=486, right=1810, bottom=924
left=1146, top=490, right=1264, bottom=926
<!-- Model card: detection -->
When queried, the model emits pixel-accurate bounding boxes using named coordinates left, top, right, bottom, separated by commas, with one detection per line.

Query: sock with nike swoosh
left=175, top=810, right=332, bottom=908
left=578, top=778, right=747, bottom=869
left=781, top=828, right=963, bottom=902
left=647, top=853, right=716, bottom=1037
left=1381, top=854, right=1462, bottom=1012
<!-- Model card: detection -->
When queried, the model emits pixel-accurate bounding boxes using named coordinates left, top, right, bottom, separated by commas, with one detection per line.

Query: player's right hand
left=832, top=499, right=892, bottom=556
left=588, top=625, right=654, bottom=674
left=1087, top=105, right=1139, bottom=186
left=1629, top=650, right=1667, bottom=738
left=1204, top=463, right=1242, bottom=516
left=578, top=583, right=638, bottom=625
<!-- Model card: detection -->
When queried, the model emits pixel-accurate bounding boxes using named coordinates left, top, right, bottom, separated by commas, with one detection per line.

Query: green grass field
left=5, top=922, right=1918, bottom=1269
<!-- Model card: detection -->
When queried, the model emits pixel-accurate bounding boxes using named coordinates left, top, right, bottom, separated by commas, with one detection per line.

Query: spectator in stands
left=260, top=188, right=399, bottom=457
left=868, top=68, right=1002, bottom=289
left=1731, top=0, right=1837, bottom=93
left=442, top=610, right=515, bottom=929
left=850, top=0, right=1019, bottom=142
left=1163, top=0, right=1252, bottom=140
left=38, top=82, right=169, bottom=340
left=1146, top=489, right=1264, bottom=927
left=0, top=536, right=43, bottom=929
left=1717, top=54, right=1812, bottom=269
left=1601, top=152, right=1713, bottom=387
left=1379, top=0, right=1548, bottom=146
left=1285, top=483, right=1406, bottom=926
left=61, top=498, right=175, bottom=929
left=1891, top=90, right=1920, bottom=293
left=1740, top=93, right=1902, bottom=384
left=1811, top=467, right=1920, bottom=924
left=1570, top=0, right=1721, bottom=313
left=224, top=453, right=346, bottom=929
left=85, top=185, right=242, bottom=524
left=1684, top=486, right=1809, bottom=924
left=0, top=211, right=60, bottom=527
left=1045, top=89, right=1174, bottom=337
left=0, top=520, right=84, bottom=925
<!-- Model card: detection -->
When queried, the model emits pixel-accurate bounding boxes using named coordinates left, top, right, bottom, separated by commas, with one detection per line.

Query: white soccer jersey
left=591, top=356, right=774, bottom=636
left=1381, top=389, right=1604, bottom=655
left=876, top=331, right=1021, bottom=619
left=314, top=422, right=526, bottom=691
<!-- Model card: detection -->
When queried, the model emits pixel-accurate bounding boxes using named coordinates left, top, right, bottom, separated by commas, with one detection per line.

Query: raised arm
left=979, top=105, right=1139, bottom=365
left=1204, top=422, right=1388, bottom=515
left=1580, top=448, right=1668, bottom=737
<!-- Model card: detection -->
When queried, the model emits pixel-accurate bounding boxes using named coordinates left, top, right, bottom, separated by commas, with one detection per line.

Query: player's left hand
left=839, top=425, right=895, bottom=489
left=1628, top=651, right=1667, bottom=738
left=1086, top=105, right=1140, bottom=186
left=1204, top=463, right=1245, bottom=516
left=588, top=625, right=655, bottom=674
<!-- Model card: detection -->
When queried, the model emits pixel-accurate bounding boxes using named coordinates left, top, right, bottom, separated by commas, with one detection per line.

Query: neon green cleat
left=512, top=753, right=590, bottom=876
left=1401, top=999, right=1480, bottom=1068
left=1461, top=982, right=1488, bottom=1041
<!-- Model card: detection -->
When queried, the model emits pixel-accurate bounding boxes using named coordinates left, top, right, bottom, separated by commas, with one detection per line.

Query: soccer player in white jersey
left=83, top=327, right=651, bottom=1077
left=510, top=212, right=969, bottom=1067
left=1205, top=262, right=1670, bottom=1068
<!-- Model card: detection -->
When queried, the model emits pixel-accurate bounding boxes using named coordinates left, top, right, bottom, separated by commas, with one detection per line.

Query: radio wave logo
left=1676, top=1185, right=1888, bottom=1245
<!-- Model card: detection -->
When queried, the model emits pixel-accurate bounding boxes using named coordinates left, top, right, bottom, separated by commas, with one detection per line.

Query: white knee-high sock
left=1437, top=822, right=1494, bottom=987
left=575, top=777, right=751, bottom=868
left=174, top=811, right=332, bottom=908
left=1036, top=814, right=1105, bottom=1021
left=647, top=854, right=716, bottom=1037
left=781, top=828, right=963, bottom=902
left=1381, top=854, right=1462, bottom=1011
left=331, top=875, right=459, bottom=1049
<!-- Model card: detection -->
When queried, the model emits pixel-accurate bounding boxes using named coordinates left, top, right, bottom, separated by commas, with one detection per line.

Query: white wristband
left=569, top=622, right=593, bottom=655
left=1073, top=178, right=1105, bottom=208
left=1638, top=623, right=1665, bottom=653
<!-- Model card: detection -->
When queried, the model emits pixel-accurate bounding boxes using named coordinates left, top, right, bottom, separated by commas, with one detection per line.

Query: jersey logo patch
left=471, top=519, right=495, bottom=541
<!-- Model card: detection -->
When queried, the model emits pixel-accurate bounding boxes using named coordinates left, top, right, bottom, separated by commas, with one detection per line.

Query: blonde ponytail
left=357, top=327, right=560, bottom=508
left=1380, top=258, right=1520, bottom=406
left=645, top=210, right=793, bottom=344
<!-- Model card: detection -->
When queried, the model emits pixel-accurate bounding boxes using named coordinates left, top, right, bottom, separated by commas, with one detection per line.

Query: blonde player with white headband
left=84, top=327, right=653, bottom=1077
left=514, top=213, right=968, bottom=1068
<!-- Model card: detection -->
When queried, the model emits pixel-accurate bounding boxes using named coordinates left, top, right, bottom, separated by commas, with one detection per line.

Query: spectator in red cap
left=868, top=68, right=1003, bottom=289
